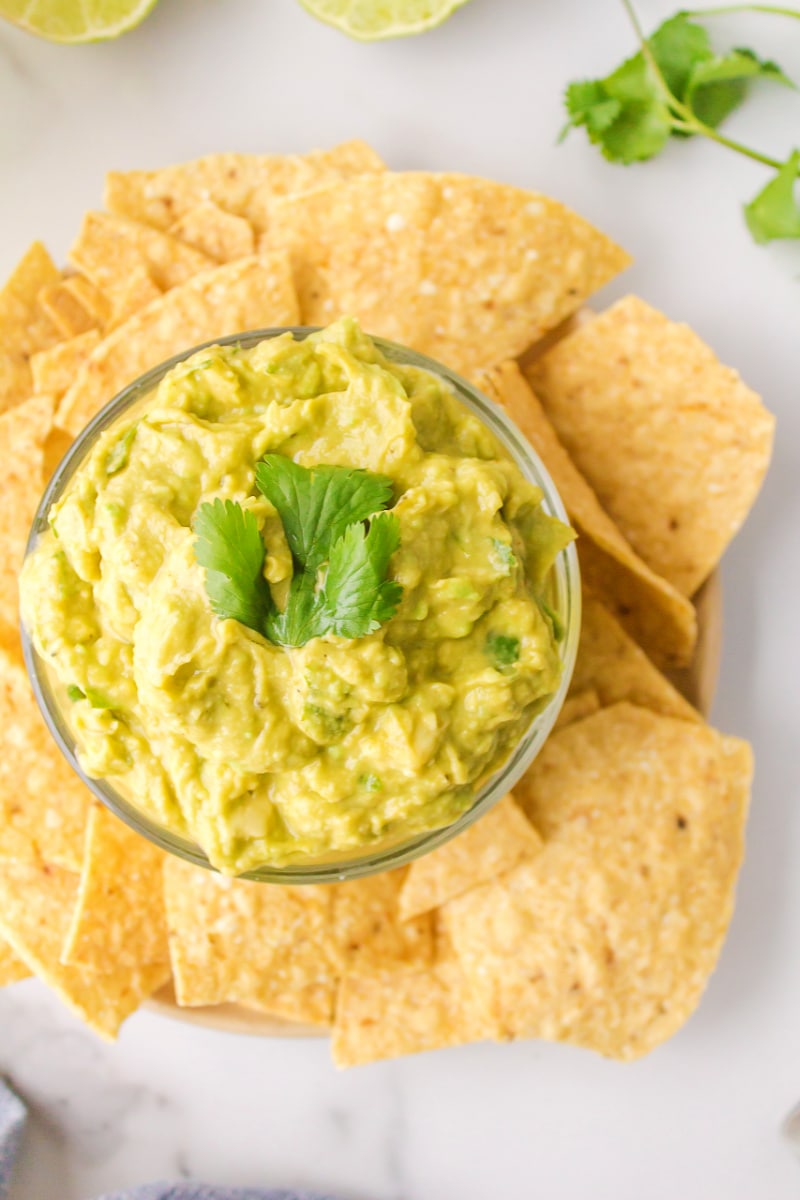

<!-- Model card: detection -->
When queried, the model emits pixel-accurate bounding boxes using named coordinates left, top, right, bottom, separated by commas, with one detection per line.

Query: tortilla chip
left=106, top=267, right=163, bottom=331
left=398, top=795, right=542, bottom=921
left=0, top=617, right=22, bottom=666
left=0, top=643, right=91, bottom=870
left=554, top=688, right=601, bottom=729
left=163, top=858, right=341, bottom=1025
left=0, top=391, right=54, bottom=626
left=164, top=859, right=431, bottom=1025
left=38, top=274, right=112, bottom=337
left=69, top=211, right=212, bottom=300
left=525, top=296, right=774, bottom=596
left=0, top=243, right=61, bottom=412
left=0, top=355, right=32, bottom=416
left=332, top=943, right=500, bottom=1067
left=0, top=242, right=61, bottom=354
left=481, top=360, right=696, bottom=668
left=265, top=172, right=629, bottom=377
left=572, top=593, right=700, bottom=722
left=332, top=870, right=434, bottom=972
left=519, top=308, right=593, bottom=366
left=0, top=935, right=30, bottom=985
left=30, top=329, right=102, bottom=400
left=169, top=202, right=256, bottom=263
left=0, top=862, right=169, bottom=1039
left=57, top=252, right=300, bottom=436
left=61, top=805, right=168, bottom=970
left=105, top=139, right=385, bottom=233
left=446, top=704, right=751, bottom=1060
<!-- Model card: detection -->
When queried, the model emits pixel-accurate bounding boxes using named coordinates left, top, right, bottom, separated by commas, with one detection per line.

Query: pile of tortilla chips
left=0, top=140, right=773, bottom=1065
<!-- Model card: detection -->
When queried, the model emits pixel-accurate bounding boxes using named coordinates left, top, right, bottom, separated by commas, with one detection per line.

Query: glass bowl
left=21, top=328, right=581, bottom=884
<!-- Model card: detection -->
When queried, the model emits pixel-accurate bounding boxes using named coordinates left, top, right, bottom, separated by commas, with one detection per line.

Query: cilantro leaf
left=687, top=47, right=795, bottom=129
left=744, top=151, right=800, bottom=242
left=563, top=15, right=709, bottom=164
left=193, top=498, right=272, bottom=633
left=194, top=461, right=402, bottom=647
left=255, top=456, right=393, bottom=571
left=263, top=571, right=330, bottom=647
left=485, top=632, right=520, bottom=671
left=321, top=512, right=403, bottom=640
left=263, top=512, right=402, bottom=646
left=563, top=11, right=794, bottom=164
left=651, top=12, right=712, bottom=98
left=564, top=55, right=671, bottom=165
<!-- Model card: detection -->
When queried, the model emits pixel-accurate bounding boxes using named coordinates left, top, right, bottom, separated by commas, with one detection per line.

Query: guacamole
left=20, top=320, right=573, bottom=874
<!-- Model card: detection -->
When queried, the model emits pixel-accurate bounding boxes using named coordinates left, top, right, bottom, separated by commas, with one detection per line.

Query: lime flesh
left=0, top=0, right=160, bottom=43
left=299, top=0, right=473, bottom=40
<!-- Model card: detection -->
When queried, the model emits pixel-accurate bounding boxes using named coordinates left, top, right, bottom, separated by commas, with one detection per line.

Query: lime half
left=299, top=0, right=473, bottom=40
left=0, top=0, right=160, bottom=43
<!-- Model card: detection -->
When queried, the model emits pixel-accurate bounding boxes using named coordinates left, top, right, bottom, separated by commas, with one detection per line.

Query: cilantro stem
left=685, top=5, right=800, bottom=19
left=620, top=0, right=678, bottom=108
left=622, top=0, right=786, bottom=169
left=692, top=125, right=783, bottom=168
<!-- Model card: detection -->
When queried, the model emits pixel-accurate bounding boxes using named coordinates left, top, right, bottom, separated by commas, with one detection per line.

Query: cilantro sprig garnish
left=562, top=2, right=800, bottom=245
left=192, top=458, right=403, bottom=648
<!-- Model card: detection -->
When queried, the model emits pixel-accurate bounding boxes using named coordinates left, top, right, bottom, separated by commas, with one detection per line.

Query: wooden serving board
left=146, top=574, right=723, bottom=1039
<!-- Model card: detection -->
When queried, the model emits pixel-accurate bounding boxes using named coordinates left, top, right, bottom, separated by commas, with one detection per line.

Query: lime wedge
left=299, top=0, right=473, bottom=40
left=0, top=0, right=160, bottom=43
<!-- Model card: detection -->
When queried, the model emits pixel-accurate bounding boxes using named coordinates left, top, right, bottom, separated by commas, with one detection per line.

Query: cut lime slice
left=0, top=0, right=160, bottom=43
left=299, top=0, right=473, bottom=40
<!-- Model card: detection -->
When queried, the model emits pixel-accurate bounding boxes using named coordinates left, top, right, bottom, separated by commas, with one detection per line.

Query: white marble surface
left=2, top=0, right=800, bottom=1196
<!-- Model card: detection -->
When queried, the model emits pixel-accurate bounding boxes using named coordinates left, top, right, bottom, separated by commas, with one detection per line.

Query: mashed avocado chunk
left=20, top=319, right=573, bottom=874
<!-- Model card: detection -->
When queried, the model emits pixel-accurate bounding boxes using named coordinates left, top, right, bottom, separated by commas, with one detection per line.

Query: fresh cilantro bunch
left=193, top=456, right=403, bottom=648
left=562, top=2, right=800, bottom=244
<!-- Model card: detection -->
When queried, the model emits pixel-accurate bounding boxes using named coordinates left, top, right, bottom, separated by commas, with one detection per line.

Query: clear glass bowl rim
left=21, top=326, right=581, bottom=884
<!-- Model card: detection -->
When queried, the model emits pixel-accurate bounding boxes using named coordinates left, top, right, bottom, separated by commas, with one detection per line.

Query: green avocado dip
left=20, top=319, right=574, bottom=875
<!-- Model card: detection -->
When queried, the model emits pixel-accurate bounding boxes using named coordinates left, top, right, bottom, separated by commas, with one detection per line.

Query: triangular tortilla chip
left=104, top=139, right=385, bottom=233
left=0, top=243, right=61, bottom=412
left=106, top=266, right=162, bottom=330
left=30, top=329, right=102, bottom=401
left=525, top=296, right=774, bottom=595
left=265, top=172, right=630, bottom=378
left=163, top=858, right=341, bottom=1025
left=554, top=688, right=600, bottom=729
left=56, top=253, right=300, bottom=435
left=0, top=391, right=54, bottom=626
left=38, top=274, right=111, bottom=337
left=481, top=361, right=696, bottom=668
left=332, top=935, right=500, bottom=1067
left=398, top=794, right=542, bottom=921
left=164, top=860, right=432, bottom=1025
left=332, top=870, right=434, bottom=973
left=69, top=211, right=213, bottom=299
left=0, top=935, right=30, bottom=985
left=0, top=862, right=168, bottom=1039
left=0, top=643, right=91, bottom=870
left=61, top=805, right=168, bottom=970
left=571, top=592, right=701, bottom=722
left=169, top=202, right=256, bottom=263
left=445, top=704, right=751, bottom=1060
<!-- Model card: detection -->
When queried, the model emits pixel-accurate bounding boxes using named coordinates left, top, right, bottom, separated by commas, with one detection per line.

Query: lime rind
left=0, top=0, right=161, bottom=43
left=299, top=0, right=473, bottom=41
